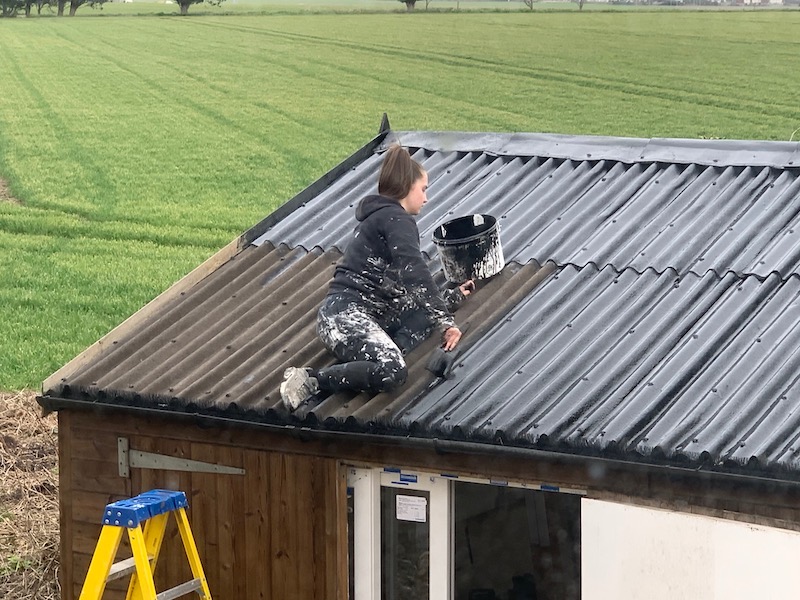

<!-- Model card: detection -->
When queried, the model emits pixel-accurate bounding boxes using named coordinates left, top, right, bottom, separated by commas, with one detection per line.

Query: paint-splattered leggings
left=314, top=294, right=432, bottom=394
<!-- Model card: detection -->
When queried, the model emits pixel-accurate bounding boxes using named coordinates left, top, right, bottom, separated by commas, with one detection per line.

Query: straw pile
left=0, top=390, right=60, bottom=600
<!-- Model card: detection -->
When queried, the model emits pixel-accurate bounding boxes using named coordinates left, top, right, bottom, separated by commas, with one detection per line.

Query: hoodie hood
left=355, top=194, right=402, bottom=222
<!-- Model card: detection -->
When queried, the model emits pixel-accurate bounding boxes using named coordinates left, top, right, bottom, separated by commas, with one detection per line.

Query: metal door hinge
left=118, top=437, right=245, bottom=478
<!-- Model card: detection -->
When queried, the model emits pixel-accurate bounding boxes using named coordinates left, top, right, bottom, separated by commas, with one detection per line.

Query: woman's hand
left=442, top=326, right=462, bottom=351
left=459, top=280, right=475, bottom=297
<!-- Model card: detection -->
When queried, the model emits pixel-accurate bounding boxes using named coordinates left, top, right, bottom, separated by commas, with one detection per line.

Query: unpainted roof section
left=41, top=127, right=800, bottom=483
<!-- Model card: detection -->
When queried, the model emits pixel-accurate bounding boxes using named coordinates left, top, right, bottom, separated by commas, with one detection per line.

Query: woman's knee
left=370, top=361, right=408, bottom=392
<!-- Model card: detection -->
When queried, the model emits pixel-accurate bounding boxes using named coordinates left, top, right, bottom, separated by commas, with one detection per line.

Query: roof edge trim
left=389, top=131, right=800, bottom=169
left=37, top=394, right=800, bottom=490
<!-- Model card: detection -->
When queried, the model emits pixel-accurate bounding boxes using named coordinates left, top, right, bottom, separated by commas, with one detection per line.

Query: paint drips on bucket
left=433, top=214, right=505, bottom=283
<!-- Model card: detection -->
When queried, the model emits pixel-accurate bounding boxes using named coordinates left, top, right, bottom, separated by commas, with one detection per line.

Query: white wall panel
left=582, top=499, right=800, bottom=599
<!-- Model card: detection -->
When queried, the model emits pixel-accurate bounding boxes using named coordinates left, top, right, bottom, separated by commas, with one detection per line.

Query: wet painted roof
left=42, top=128, right=800, bottom=482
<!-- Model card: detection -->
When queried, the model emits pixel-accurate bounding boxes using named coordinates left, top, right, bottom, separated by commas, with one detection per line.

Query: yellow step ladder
left=79, top=489, right=212, bottom=600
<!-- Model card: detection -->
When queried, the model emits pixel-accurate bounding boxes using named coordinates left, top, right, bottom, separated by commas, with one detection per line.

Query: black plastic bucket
left=432, top=214, right=505, bottom=283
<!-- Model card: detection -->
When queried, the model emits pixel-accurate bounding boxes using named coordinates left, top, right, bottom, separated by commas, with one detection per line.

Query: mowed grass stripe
left=231, top=23, right=791, bottom=136
left=57, top=18, right=368, bottom=200
left=0, top=34, right=124, bottom=219
left=180, top=18, right=576, bottom=131
left=189, top=14, right=800, bottom=134
left=207, top=13, right=799, bottom=107
left=3, top=21, right=315, bottom=232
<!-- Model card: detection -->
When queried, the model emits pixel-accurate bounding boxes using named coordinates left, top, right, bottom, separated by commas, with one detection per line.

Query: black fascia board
left=37, top=393, right=800, bottom=492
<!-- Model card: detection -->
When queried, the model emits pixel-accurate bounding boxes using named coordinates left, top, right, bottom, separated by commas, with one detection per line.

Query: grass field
left=0, top=7, right=799, bottom=390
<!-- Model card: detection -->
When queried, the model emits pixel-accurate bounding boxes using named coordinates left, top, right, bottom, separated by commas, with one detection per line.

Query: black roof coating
left=42, top=127, right=800, bottom=483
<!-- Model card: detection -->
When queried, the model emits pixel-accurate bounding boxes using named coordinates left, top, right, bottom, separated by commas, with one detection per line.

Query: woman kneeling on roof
left=280, top=144, right=474, bottom=411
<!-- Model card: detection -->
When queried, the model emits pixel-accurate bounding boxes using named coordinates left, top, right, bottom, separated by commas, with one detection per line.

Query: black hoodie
left=327, top=194, right=457, bottom=332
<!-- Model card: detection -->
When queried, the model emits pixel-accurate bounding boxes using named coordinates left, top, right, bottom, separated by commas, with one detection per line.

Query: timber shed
left=40, top=119, right=800, bottom=600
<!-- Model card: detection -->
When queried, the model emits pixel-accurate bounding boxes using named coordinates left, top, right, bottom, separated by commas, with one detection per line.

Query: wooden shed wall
left=58, top=407, right=800, bottom=600
left=59, top=410, right=347, bottom=600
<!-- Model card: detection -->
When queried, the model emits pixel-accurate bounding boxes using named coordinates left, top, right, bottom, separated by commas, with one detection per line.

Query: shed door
left=349, top=468, right=451, bottom=600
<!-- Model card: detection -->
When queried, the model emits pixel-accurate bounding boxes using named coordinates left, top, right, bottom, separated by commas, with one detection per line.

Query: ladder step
left=155, top=578, right=203, bottom=600
left=106, top=555, right=154, bottom=582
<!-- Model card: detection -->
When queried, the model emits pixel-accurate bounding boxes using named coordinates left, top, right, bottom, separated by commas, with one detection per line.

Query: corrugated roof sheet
left=257, top=135, right=800, bottom=279
left=44, top=129, right=800, bottom=482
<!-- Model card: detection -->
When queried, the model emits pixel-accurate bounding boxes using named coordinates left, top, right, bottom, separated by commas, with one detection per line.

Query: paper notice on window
left=396, top=494, right=427, bottom=523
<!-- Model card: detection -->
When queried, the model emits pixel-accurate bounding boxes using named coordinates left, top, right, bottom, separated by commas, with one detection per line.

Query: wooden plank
left=58, top=411, right=75, bottom=599
left=215, top=445, right=238, bottom=599
left=333, top=462, right=349, bottom=600
left=190, top=441, right=220, bottom=597
left=71, top=490, right=130, bottom=525
left=269, top=453, right=292, bottom=600
left=72, top=457, right=121, bottom=482
left=228, top=445, right=247, bottom=600
left=72, top=468, right=130, bottom=496
left=310, top=457, right=327, bottom=600
left=294, top=455, right=315, bottom=600
left=162, top=439, right=194, bottom=594
left=70, top=432, right=119, bottom=461
left=244, top=447, right=271, bottom=599
left=316, top=459, right=347, bottom=600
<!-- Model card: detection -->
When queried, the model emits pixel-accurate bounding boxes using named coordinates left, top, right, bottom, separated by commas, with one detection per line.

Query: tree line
left=0, top=0, right=223, bottom=17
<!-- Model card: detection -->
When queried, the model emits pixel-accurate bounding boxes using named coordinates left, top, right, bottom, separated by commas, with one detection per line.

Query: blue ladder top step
left=102, top=489, right=188, bottom=528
